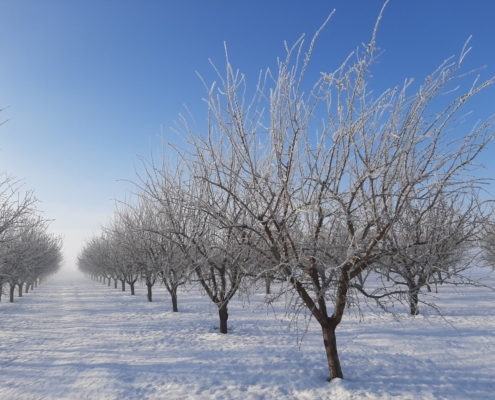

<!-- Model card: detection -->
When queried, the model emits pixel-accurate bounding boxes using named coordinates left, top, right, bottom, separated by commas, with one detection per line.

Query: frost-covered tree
left=105, top=213, right=142, bottom=295
left=137, top=195, right=190, bottom=311
left=370, top=192, right=486, bottom=315
left=1, top=214, right=62, bottom=302
left=77, top=234, right=115, bottom=284
left=137, top=159, right=255, bottom=331
left=176, top=5, right=494, bottom=379
left=0, top=111, right=62, bottom=300
left=112, top=205, right=159, bottom=300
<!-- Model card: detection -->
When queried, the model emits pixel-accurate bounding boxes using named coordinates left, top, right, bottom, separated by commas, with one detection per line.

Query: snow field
left=0, top=270, right=494, bottom=399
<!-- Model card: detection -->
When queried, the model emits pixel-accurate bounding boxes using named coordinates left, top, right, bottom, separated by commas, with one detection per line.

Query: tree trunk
left=218, top=304, right=228, bottom=334
left=35, top=280, right=38, bottom=288
left=322, top=322, right=344, bottom=380
left=114, top=278, right=118, bottom=289
left=171, top=286, right=178, bottom=312
left=130, top=281, right=135, bottom=295
left=107, top=278, right=111, bottom=287
left=18, top=283, right=23, bottom=297
left=121, top=279, right=126, bottom=291
left=265, top=276, right=271, bottom=295
left=25, top=283, right=29, bottom=294
left=10, top=284, right=15, bottom=303
left=408, top=283, right=420, bottom=316
left=146, top=282, right=153, bottom=302
left=30, top=282, right=34, bottom=290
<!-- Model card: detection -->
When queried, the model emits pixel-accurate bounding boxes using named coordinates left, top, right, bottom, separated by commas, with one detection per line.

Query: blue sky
left=1, top=0, right=494, bottom=272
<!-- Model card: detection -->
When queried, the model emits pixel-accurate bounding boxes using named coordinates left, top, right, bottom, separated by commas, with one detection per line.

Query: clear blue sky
left=1, top=0, right=494, bottom=272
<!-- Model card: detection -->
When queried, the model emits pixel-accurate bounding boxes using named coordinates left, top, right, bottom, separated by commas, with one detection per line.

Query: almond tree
left=114, top=204, right=160, bottom=301
left=138, top=196, right=189, bottom=311
left=77, top=234, right=115, bottom=284
left=137, top=160, right=254, bottom=332
left=178, top=6, right=494, bottom=378
left=2, top=214, right=62, bottom=302
left=105, top=214, right=141, bottom=295
left=377, top=192, right=486, bottom=315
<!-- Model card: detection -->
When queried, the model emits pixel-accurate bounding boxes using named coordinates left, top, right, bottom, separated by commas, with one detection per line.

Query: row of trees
left=77, top=199, right=190, bottom=312
left=78, top=6, right=495, bottom=381
left=0, top=112, right=63, bottom=302
left=0, top=205, right=63, bottom=302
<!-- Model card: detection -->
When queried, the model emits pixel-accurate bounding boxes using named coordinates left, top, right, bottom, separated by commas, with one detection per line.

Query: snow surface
left=1, top=270, right=495, bottom=399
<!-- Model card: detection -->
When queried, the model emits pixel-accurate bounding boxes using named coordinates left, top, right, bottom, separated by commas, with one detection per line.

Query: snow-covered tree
left=176, top=6, right=494, bottom=378
left=1, top=214, right=62, bottom=302
left=371, top=192, right=486, bottom=315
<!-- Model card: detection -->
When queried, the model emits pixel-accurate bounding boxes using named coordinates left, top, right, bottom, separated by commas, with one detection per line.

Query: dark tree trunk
left=409, top=288, right=419, bottom=315
left=218, top=304, right=228, bottom=334
left=25, top=283, right=29, bottom=294
left=322, top=322, right=344, bottom=380
left=163, top=278, right=180, bottom=312
left=10, top=284, right=15, bottom=303
left=18, top=283, right=23, bottom=297
left=146, top=282, right=153, bottom=302
left=171, top=286, right=178, bottom=312
left=121, top=280, right=126, bottom=291
left=114, top=278, right=118, bottom=289
left=265, top=276, right=271, bottom=295
left=129, top=281, right=135, bottom=295
left=408, top=283, right=420, bottom=316
left=107, top=278, right=111, bottom=287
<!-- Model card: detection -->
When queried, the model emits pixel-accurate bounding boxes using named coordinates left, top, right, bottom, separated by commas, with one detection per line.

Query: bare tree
left=1, top=213, right=62, bottom=302
left=369, top=191, right=486, bottom=315
left=137, top=158, right=253, bottom=332
left=77, top=234, right=114, bottom=284
left=0, top=110, right=62, bottom=299
left=139, top=196, right=190, bottom=311
left=114, top=204, right=161, bottom=301
left=106, top=213, right=141, bottom=296
left=176, top=5, right=494, bottom=379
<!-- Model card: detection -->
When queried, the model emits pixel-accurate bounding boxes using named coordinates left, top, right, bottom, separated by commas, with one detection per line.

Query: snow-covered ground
left=1, top=270, right=494, bottom=400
